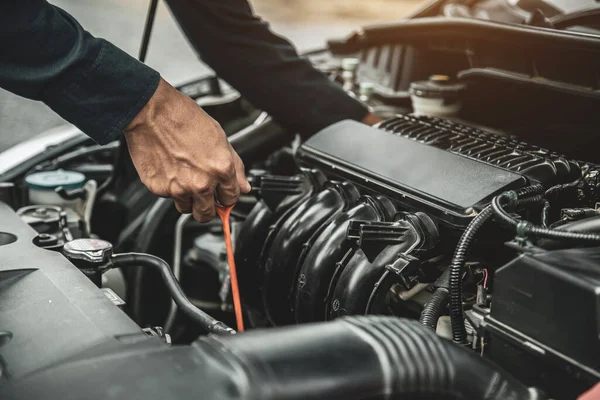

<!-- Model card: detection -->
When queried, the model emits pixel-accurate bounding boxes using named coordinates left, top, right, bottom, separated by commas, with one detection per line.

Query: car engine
left=2, top=5, right=600, bottom=400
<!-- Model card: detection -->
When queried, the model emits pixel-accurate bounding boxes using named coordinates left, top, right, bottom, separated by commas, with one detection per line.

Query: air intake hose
left=197, top=316, right=543, bottom=400
left=2, top=316, right=544, bottom=399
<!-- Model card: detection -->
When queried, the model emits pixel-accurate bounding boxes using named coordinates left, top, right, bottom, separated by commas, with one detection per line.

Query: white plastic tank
left=25, top=169, right=87, bottom=229
left=409, top=75, right=466, bottom=118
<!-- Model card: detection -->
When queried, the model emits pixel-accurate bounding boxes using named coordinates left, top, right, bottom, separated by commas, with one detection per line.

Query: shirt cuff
left=42, top=39, right=160, bottom=145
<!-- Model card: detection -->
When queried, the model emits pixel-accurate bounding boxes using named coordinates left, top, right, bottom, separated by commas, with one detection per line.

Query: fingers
left=190, top=152, right=246, bottom=218
left=212, top=153, right=239, bottom=207
left=232, top=149, right=251, bottom=194
left=151, top=152, right=248, bottom=222
left=216, top=181, right=240, bottom=207
left=173, top=197, right=192, bottom=214
left=124, top=79, right=253, bottom=224
left=192, top=188, right=216, bottom=223
left=213, top=147, right=250, bottom=206
left=188, top=151, right=247, bottom=218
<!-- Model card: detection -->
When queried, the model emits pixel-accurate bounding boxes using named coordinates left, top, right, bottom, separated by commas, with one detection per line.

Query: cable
left=164, top=213, right=192, bottom=333
left=544, top=178, right=581, bottom=197
left=541, top=200, right=551, bottom=227
left=492, top=192, right=600, bottom=243
left=110, top=253, right=235, bottom=335
left=515, top=183, right=545, bottom=197
left=448, top=183, right=600, bottom=343
left=491, top=193, right=544, bottom=228
left=419, top=287, right=449, bottom=330
left=449, top=184, right=546, bottom=344
left=521, top=223, right=600, bottom=242
left=483, top=268, right=489, bottom=289
left=419, top=267, right=450, bottom=331
left=449, top=204, right=494, bottom=344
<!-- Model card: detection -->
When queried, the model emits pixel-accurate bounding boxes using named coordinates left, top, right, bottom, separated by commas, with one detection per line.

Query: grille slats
left=379, top=115, right=580, bottom=184
left=500, top=154, right=532, bottom=168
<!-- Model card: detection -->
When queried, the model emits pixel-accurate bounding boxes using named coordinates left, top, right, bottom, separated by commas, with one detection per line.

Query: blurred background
left=0, top=0, right=420, bottom=152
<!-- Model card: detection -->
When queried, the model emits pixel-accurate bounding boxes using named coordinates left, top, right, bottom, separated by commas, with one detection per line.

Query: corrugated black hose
left=492, top=192, right=600, bottom=243
left=0, top=316, right=544, bottom=399
left=197, top=316, right=544, bottom=400
left=544, top=178, right=581, bottom=197
left=110, top=253, right=235, bottom=335
left=449, top=184, right=545, bottom=344
left=420, top=267, right=450, bottom=330
left=419, top=287, right=449, bottom=330
left=449, top=204, right=494, bottom=344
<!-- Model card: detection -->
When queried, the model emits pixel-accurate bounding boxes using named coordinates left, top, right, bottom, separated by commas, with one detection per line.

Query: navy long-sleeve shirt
left=1, top=0, right=367, bottom=145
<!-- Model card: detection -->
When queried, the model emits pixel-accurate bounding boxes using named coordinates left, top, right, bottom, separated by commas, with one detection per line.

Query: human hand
left=123, top=78, right=251, bottom=222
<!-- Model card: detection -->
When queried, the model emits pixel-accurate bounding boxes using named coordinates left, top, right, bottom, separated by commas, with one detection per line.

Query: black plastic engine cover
left=297, top=116, right=581, bottom=227
left=0, top=202, right=145, bottom=380
left=298, top=119, right=536, bottom=227
left=378, top=115, right=580, bottom=184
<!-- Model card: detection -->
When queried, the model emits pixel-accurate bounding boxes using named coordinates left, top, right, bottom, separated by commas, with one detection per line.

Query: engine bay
left=1, top=7, right=600, bottom=400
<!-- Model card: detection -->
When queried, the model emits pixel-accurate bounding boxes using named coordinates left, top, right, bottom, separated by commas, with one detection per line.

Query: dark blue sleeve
left=0, top=0, right=160, bottom=144
left=165, top=0, right=368, bottom=137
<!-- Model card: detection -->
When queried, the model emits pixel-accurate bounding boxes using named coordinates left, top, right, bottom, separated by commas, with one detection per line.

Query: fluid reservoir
left=409, top=75, right=466, bottom=118
left=26, top=169, right=85, bottom=205
left=25, top=170, right=86, bottom=227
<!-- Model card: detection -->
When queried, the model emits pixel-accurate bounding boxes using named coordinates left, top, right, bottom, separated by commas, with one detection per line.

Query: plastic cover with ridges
left=379, top=114, right=580, bottom=184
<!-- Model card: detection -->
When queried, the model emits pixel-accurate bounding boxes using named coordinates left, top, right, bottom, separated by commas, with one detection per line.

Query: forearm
left=165, top=0, right=370, bottom=137
left=0, top=0, right=160, bottom=144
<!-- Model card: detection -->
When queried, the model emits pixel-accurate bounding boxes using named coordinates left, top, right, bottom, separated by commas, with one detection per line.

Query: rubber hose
left=491, top=194, right=543, bottom=228
left=515, top=184, right=544, bottom=197
left=450, top=189, right=544, bottom=344
left=544, top=178, right=581, bottom=197
left=110, top=253, right=235, bottom=335
left=449, top=205, right=494, bottom=344
left=450, top=184, right=595, bottom=343
left=523, top=224, right=600, bottom=242
left=130, top=197, right=174, bottom=324
left=198, top=316, right=543, bottom=400
left=492, top=194, right=600, bottom=243
left=419, top=287, right=449, bottom=330
left=2, top=316, right=544, bottom=400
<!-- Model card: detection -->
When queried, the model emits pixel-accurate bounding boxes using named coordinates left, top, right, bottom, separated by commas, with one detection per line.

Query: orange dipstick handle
left=216, top=205, right=244, bottom=332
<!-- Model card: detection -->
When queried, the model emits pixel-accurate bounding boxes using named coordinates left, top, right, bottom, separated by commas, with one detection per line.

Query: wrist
left=124, top=78, right=169, bottom=134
